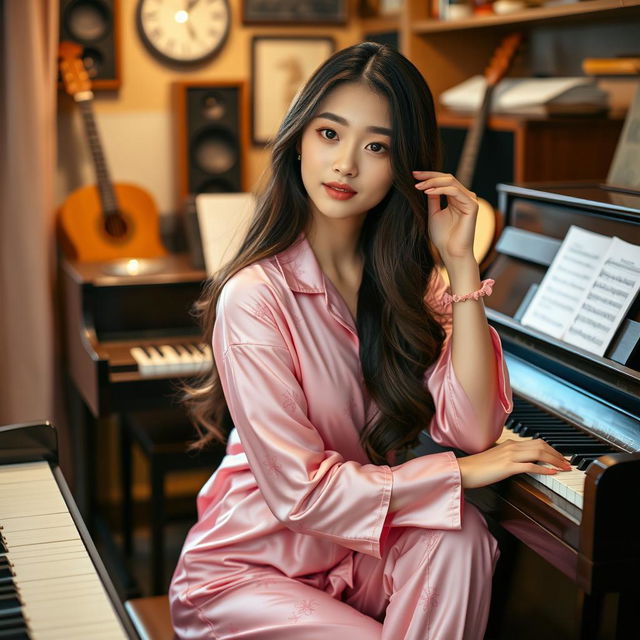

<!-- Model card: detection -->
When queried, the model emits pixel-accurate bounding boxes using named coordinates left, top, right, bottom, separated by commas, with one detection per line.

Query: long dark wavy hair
left=185, top=42, right=446, bottom=464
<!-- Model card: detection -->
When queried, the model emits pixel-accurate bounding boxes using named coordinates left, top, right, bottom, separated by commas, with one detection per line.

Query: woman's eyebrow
left=315, top=111, right=392, bottom=137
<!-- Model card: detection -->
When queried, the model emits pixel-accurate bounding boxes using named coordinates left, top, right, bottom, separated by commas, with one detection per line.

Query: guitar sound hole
left=103, top=212, right=129, bottom=239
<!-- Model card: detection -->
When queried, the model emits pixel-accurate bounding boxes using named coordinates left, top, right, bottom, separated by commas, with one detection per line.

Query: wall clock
left=136, top=0, right=230, bottom=65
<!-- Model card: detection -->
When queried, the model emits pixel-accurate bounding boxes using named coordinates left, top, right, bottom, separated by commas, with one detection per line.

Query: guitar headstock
left=58, top=41, right=92, bottom=99
left=484, top=33, right=523, bottom=87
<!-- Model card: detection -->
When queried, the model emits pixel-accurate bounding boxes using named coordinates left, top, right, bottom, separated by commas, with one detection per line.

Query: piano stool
left=120, top=407, right=224, bottom=595
left=125, top=595, right=175, bottom=640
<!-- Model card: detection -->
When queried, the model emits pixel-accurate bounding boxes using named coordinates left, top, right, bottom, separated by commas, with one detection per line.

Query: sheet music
left=521, top=226, right=640, bottom=356
left=564, top=237, right=640, bottom=355
left=521, top=227, right=611, bottom=339
left=195, top=193, right=255, bottom=276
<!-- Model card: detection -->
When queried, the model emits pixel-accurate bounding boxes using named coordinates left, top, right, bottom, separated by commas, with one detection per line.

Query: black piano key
left=0, top=586, right=16, bottom=598
left=535, top=435, right=597, bottom=443
left=0, top=630, right=30, bottom=640
left=546, top=443, right=613, bottom=454
left=520, top=427, right=575, bottom=437
left=0, top=567, right=11, bottom=584
left=577, top=457, right=600, bottom=471
left=0, top=539, right=6, bottom=555
left=0, top=594, right=22, bottom=618
left=0, top=615, right=26, bottom=631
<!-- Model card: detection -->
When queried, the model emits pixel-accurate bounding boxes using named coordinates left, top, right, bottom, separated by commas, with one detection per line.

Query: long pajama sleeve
left=422, top=271, right=512, bottom=453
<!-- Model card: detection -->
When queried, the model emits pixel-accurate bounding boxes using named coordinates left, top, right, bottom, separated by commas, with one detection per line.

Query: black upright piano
left=468, top=183, right=639, bottom=639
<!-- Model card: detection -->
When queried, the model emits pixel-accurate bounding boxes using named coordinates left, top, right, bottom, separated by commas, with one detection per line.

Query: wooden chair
left=120, top=407, right=224, bottom=594
left=125, top=595, right=175, bottom=640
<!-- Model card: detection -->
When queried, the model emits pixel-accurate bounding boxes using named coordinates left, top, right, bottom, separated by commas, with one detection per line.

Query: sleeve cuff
left=388, top=451, right=462, bottom=531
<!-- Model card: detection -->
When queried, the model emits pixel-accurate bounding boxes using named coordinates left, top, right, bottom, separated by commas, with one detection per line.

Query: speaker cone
left=191, top=129, right=237, bottom=175
left=64, top=0, right=111, bottom=42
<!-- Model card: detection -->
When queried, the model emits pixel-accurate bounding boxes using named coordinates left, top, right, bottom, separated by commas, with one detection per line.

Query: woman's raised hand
left=413, top=170, right=478, bottom=266
left=456, top=438, right=573, bottom=489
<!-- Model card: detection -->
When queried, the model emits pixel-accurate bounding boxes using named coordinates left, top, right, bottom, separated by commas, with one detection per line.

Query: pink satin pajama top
left=172, top=233, right=512, bottom=599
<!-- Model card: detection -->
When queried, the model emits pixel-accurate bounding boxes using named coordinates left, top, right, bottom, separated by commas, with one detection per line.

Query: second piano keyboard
left=0, top=461, right=130, bottom=639
left=130, top=343, right=212, bottom=377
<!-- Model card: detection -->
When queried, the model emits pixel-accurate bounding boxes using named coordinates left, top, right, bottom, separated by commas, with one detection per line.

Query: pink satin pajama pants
left=170, top=504, right=499, bottom=639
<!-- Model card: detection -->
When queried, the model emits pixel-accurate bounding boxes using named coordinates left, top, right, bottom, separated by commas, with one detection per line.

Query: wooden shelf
left=412, top=0, right=640, bottom=33
left=361, top=15, right=400, bottom=34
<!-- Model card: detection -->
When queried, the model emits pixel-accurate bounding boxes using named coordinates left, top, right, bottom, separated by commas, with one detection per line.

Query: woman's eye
left=367, top=142, right=387, bottom=153
left=319, top=128, right=337, bottom=140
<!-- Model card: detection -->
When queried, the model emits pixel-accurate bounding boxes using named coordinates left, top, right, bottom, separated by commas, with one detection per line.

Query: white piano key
left=2, top=525, right=79, bottom=546
left=130, top=345, right=155, bottom=375
left=0, top=512, right=75, bottom=533
left=184, top=343, right=209, bottom=374
left=172, top=344, right=196, bottom=373
left=158, top=345, right=183, bottom=375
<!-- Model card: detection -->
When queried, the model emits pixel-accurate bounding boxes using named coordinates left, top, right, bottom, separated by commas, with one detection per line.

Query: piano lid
left=486, top=183, right=640, bottom=423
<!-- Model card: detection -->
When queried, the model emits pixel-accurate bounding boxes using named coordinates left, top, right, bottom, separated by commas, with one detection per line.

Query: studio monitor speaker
left=173, top=82, right=249, bottom=203
left=59, top=0, right=120, bottom=89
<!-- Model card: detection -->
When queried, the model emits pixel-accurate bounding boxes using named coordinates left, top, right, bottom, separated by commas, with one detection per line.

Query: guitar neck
left=455, top=84, right=496, bottom=189
left=77, top=99, right=119, bottom=215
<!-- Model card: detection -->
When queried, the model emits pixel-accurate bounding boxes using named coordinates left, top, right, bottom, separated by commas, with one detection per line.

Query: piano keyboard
left=0, top=461, right=128, bottom=639
left=498, top=397, right=618, bottom=510
left=130, top=342, right=212, bottom=377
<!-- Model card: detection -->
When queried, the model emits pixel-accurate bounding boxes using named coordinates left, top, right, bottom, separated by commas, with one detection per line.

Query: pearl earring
left=297, top=153, right=301, bottom=161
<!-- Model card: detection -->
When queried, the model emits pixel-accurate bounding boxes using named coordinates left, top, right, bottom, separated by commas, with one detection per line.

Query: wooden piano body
left=61, top=253, right=209, bottom=525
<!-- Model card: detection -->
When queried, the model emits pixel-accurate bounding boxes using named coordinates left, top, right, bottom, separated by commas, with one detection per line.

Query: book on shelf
left=583, top=57, right=640, bottom=76
left=440, top=75, right=609, bottom=115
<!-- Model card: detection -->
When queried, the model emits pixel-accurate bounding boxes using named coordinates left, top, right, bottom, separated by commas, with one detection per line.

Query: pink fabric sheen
left=169, top=234, right=512, bottom=638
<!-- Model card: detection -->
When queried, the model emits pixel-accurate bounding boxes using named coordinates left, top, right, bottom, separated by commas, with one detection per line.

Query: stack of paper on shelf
left=440, top=75, right=609, bottom=115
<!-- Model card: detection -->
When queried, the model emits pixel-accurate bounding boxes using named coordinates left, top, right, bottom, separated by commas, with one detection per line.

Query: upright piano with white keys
left=61, top=253, right=210, bottom=520
left=428, top=183, right=640, bottom=639
left=0, top=422, right=139, bottom=639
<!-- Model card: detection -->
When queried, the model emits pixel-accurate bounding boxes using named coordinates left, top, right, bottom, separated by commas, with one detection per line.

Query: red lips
left=322, top=182, right=357, bottom=200
left=323, top=181, right=356, bottom=193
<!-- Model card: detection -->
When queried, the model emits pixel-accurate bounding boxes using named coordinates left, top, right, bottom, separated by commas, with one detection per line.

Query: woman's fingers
left=516, top=462, right=560, bottom=475
left=508, top=439, right=571, bottom=469
left=422, top=185, right=472, bottom=199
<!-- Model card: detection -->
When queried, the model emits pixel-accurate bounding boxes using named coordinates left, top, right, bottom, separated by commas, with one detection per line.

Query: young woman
left=169, top=42, right=570, bottom=639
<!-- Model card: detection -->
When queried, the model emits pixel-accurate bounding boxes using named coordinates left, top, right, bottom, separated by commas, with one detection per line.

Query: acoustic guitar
left=57, top=41, right=166, bottom=262
left=451, top=32, right=523, bottom=275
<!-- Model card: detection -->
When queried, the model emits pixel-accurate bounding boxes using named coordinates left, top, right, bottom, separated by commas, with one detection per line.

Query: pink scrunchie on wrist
left=442, top=278, right=495, bottom=305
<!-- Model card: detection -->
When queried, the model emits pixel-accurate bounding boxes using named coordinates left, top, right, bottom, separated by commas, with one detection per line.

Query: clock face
left=137, top=0, right=230, bottom=65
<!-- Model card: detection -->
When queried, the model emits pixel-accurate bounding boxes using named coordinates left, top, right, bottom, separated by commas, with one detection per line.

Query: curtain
left=0, top=1, right=67, bottom=466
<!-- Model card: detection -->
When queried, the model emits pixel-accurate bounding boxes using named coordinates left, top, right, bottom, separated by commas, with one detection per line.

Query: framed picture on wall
left=251, top=36, right=335, bottom=146
left=242, top=1, right=346, bottom=24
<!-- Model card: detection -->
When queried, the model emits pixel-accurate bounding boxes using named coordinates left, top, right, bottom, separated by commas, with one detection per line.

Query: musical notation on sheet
left=521, top=226, right=640, bottom=357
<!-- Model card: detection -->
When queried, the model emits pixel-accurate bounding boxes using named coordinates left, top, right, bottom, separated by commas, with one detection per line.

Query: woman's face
left=299, top=81, right=394, bottom=225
